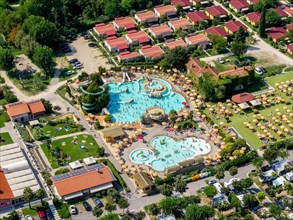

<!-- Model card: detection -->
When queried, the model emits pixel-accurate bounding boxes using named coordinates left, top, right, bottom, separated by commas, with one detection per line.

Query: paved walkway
left=51, top=131, right=89, bottom=140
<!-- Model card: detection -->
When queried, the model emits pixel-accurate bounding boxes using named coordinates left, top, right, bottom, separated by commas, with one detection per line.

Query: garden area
left=0, top=132, right=13, bottom=146
left=29, top=116, right=83, bottom=140
left=203, top=72, right=292, bottom=149
left=41, top=134, right=104, bottom=168
left=0, top=111, right=9, bottom=128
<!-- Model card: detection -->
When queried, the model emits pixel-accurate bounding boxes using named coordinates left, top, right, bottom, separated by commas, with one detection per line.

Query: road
left=208, top=1, right=293, bottom=67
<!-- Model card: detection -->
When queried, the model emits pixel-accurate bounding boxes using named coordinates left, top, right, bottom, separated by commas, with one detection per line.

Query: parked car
left=260, top=66, right=267, bottom=73
left=264, top=202, right=272, bottom=207
left=274, top=201, right=285, bottom=210
left=94, top=198, right=103, bottom=207
left=25, top=215, right=34, bottom=220
left=255, top=67, right=263, bottom=75
left=82, top=201, right=92, bottom=211
left=38, top=210, right=47, bottom=220
left=88, top=42, right=97, bottom=47
left=234, top=60, right=240, bottom=66
left=217, top=57, right=225, bottom=64
left=252, top=205, right=262, bottom=213
left=73, top=64, right=83, bottom=69
left=69, top=205, right=77, bottom=215
left=208, top=180, right=217, bottom=185
left=248, top=188, right=260, bottom=194
left=69, top=58, right=78, bottom=64
left=66, top=70, right=74, bottom=75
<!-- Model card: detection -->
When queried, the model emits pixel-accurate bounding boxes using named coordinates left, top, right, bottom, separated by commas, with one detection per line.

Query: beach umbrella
left=284, top=128, right=289, bottom=132
left=123, top=138, right=129, bottom=142
left=122, top=165, right=127, bottom=169
left=152, top=172, right=158, bottom=177
left=114, top=148, right=120, bottom=153
left=229, top=156, right=234, bottom=161
left=182, top=101, right=187, bottom=106
left=162, top=122, right=167, bottom=126
left=119, top=160, right=124, bottom=165
left=174, top=125, right=178, bottom=129
left=124, top=168, right=130, bottom=173
left=276, top=109, right=280, bottom=112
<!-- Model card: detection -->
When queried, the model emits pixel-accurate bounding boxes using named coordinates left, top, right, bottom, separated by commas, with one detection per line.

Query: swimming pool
left=107, top=78, right=185, bottom=123
left=129, top=136, right=211, bottom=172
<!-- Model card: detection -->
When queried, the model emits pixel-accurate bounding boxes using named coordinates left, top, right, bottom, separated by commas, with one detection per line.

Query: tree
left=229, top=166, right=238, bottom=176
left=288, top=29, right=293, bottom=42
left=259, top=7, right=266, bottom=38
left=100, top=213, right=120, bottom=220
left=0, top=47, right=14, bottom=71
left=96, top=147, right=105, bottom=157
left=35, top=188, right=45, bottom=203
left=230, top=41, right=247, bottom=59
left=263, top=146, right=288, bottom=163
left=243, top=194, right=259, bottom=208
left=41, top=98, right=53, bottom=113
left=32, top=45, right=53, bottom=74
left=254, top=0, right=278, bottom=11
left=210, top=35, right=228, bottom=53
left=242, top=178, right=253, bottom=189
left=203, top=185, right=217, bottom=198
left=22, top=187, right=34, bottom=209
left=266, top=10, right=282, bottom=27
left=159, top=197, right=178, bottom=215
left=234, top=26, right=248, bottom=43
left=105, top=202, right=116, bottom=213
left=160, top=183, right=173, bottom=197
left=252, top=157, right=263, bottom=172
left=174, top=175, right=187, bottom=193
left=198, top=73, right=215, bottom=100
left=92, top=206, right=103, bottom=218
left=148, top=203, right=161, bottom=216
left=136, top=211, right=146, bottom=220
left=256, top=191, right=266, bottom=202
left=168, top=109, right=177, bottom=124
left=185, top=204, right=214, bottom=220
left=230, top=194, right=242, bottom=210
left=118, top=197, right=129, bottom=214
left=215, top=170, right=225, bottom=182
left=269, top=204, right=282, bottom=218
left=159, top=46, right=189, bottom=71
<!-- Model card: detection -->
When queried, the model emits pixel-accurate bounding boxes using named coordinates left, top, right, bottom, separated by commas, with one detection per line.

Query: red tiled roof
left=139, top=37, right=150, bottom=44
left=140, top=45, right=165, bottom=58
left=248, top=0, right=259, bottom=4
left=206, top=5, right=228, bottom=17
left=230, top=0, right=249, bottom=10
left=105, top=37, right=129, bottom=49
left=165, top=39, right=187, bottom=49
left=284, top=7, right=293, bottom=16
left=224, top=20, right=248, bottom=33
left=105, top=30, right=116, bottom=37
left=0, top=167, right=14, bottom=200
left=272, top=7, right=288, bottom=17
left=117, top=44, right=128, bottom=50
left=205, top=26, right=229, bottom=37
left=95, top=23, right=116, bottom=36
left=135, top=10, right=158, bottom=22
left=53, top=167, right=115, bottom=197
left=119, top=52, right=140, bottom=61
left=185, top=34, right=210, bottom=45
left=126, top=30, right=150, bottom=43
left=287, top=23, right=293, bottom=32
left=288, top=43, right=293, bottom=51
left=219, top=66, right=252, bottom=77
left=5, top=101, right=31, bottom=117
left=154, top=5, right=177, bottom=16
left=113, top=17, right=136, bottom=29
left=246, top=12, right=261, bottom=23
left=267, top=27, right=288, bottom=41
left=187, top=11, right=209, bottom=22
left=232, top=93, right=254, bottom=104
left=168, top=18, right=192, bottom=29
left=149, top=24, right=173, bottom=36
left=186, top=57, right=218, bottom=78
left=171, top=0, right=191, bottom=7
left=27, top=100, right=46, bottom=114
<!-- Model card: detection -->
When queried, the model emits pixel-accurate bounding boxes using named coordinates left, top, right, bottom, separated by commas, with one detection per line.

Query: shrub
left=54, top=168, right=70, bottom=175
left=104, top=114, right=112, bottom=122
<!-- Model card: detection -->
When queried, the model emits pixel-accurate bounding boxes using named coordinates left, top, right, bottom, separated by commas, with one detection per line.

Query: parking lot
left=66, top=37, right=112, bottom=74
left=71, top=198, right=96, bottom=220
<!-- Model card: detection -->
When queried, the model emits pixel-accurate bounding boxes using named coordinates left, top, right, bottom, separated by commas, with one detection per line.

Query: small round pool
left=129, top=148, right=154, bottom=164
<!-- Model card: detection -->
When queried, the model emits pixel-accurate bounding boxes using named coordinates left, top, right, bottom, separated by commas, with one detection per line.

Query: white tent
left=83, top=157, right=96, bottom=166
left=69, top=160, right=83, bottom=170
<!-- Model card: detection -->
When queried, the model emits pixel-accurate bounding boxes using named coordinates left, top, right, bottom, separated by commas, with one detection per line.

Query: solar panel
left=88, top=163, right=104, bottom=171
left=54, top=173, right=70, bottom=181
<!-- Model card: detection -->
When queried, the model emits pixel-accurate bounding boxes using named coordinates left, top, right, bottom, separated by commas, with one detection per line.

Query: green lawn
left=0, top=132, right=13, bottom=146
left=22, top=204, right=47, bottom=219
left=41, top=123, right=82, bottom=138
left=41, top=134, right=100, bottom=168
left=205, top=73, right=292, bottom=149
left=0, top=111, right=10, bottom=128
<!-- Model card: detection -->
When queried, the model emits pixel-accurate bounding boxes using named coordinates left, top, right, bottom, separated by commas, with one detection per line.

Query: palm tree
left=174, top=175, right=187, bottom=194
left=117, top=197, right=129, bottom=214
left=22, top=187, right=34, bottom=209
left=160, top=183, right=173, bottom=197
left=8, top=210, right=19, bottom=220
left=36, top=188, right=45, bottom=203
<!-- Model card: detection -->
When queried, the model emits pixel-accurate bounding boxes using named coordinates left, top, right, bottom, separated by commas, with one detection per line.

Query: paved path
left=51, top=131, right=89, bottom=140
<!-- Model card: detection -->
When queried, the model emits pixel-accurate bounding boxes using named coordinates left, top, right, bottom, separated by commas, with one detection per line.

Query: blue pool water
left=107, top=78, right=185, bottom=123
left=129, top=136, right=211, bottom=172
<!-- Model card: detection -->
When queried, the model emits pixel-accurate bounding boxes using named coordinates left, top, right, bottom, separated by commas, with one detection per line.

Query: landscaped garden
left=0, top=132, right=13, bottom=146
left=203, top=73, right=292, bottom=149
left=0, top=111, right=9, bottom=128
left=41, top=134, right=104, bottom=168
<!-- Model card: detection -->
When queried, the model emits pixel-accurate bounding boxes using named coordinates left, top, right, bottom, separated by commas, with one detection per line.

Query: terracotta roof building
left=284, top=7, right=293, bottom=16
left=100, top=126, right=125, bottom=142
left=205, top=26, right=229, bottom=37
left=5, top=100, right=45, bottom=122
left=133, top=172, right=155, bottom=193
left=94, top=23, right=116, bottom=37
left=229, top=0, right=250, bottom=13
left=0, top=168, right=14, bottom=209
left=52, top=164, right=116, bottom=200
left=185, top=34, right=210, bottom=46
left=118, top=52, right=141, bottom=63
left=113, top=17, right=136, bottom=31
left=232, top=92, right=254, bottom=103
left=171, top=0, right=191, bottom=9
left=267, top=27, right=288, bottom=42
left=148, top=24, right=173, bottom=39
left=104, top=37, right=129, bottom=52
left=286, top=23, right=293, bottom=32
left=219, top=66, right=252, bottom=78
left=164, top=39, right=187, bottom=49
left=205, top=5, right=228, bottom=19
left=153, top=5, right=177, bottom=18
left=124, top=30, right=150, bottom=45
left=272, top=7, right=288, bottom=18
left=134, top=10, right=159, bottom=25
left=139, top=45, right=165, bottom=60
left=168, top=18, right=193, bottom=31
left=187, top=11, right=209, bottom=25
left=246, top=12, right=261, bottom=26
left=224, top=20, right=248, bottom=34
left=247, top=0, right=259, bottom=4
left=186, top=57, right=218, bottom=78
left=287, top=43, right=293, bottom=55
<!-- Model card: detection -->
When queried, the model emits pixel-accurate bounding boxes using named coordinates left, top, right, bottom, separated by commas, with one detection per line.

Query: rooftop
left=186, top=57, right=218, bottom=78
left=133, top=172, right=154, bottom=189
left=100, top=126, right=125, bottom=138
left=284, top=7, right=293, bottom=16
left=272, top=7, right=288, bottom=17
left=219, top=66, right=252, bottom=77
left=267, top=27, right=288, bottom=41
left=171, top=0, right=191, bottom=7
left=187, top=11, right=209, bottom=22
left=5, top=101, right=30, bottom=117
left=154, top=5, right=177, bottom=16
left=119, top=51, right=141, bottom=61
left=164, top=39, right=187, bottom=49
left=139, top=45, right=165, bottom=58
left=185, top=33, right=210, bottom=45
left=206, top=5, right=228, bottom=17
left=232, top=92, right=254, bottom=104
left=135, top=10, right=158, bottom=22
left=94, top=23, right=116, bottom=36
left=246, top=12, right=261, bottom=23
left=0, top=168, right=14, bottom=200
left=113, top=17, right=136, bottom=29
left=288, top=43, right=293, bottom=51
left=149, top=24, right=173, bottom=36
left=27, top=100, right=46, bottom=114
left=105, top=37, right=129, bottom=49
left=229, top=0, right=250, bottom=10
left=125, top=30, right=150, bottom=43
left=168, top=18, right=192, bottom=30
left=205, top=26, right=229, bottom=37
left=224, top=20, right=248, bottom=33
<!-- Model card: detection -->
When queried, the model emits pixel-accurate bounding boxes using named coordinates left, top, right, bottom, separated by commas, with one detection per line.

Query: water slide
left=122, top=72, right=126, bottom=82
left=125, top=71, right=131, bottom=82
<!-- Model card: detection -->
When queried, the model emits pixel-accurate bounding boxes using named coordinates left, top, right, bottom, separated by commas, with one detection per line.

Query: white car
left=73, top=64, right=83, bottom=69
left=66, top=70, right=74, bottom=75
left=69, top=205, right=77, bottom=215
left=255, top=67, right=263, bottom=75
left=25, top=215, right=34, bottom=220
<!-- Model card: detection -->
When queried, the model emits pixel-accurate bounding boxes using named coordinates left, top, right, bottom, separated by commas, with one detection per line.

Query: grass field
left=41, top=123, right=82, bottom=138
left=0, top=111, right=10, bottom=128
left=205, top=73, right=293, bottom=149
left=0, top=132, right=13, bottom=146
left=41, top=134, right=100, bottom=168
